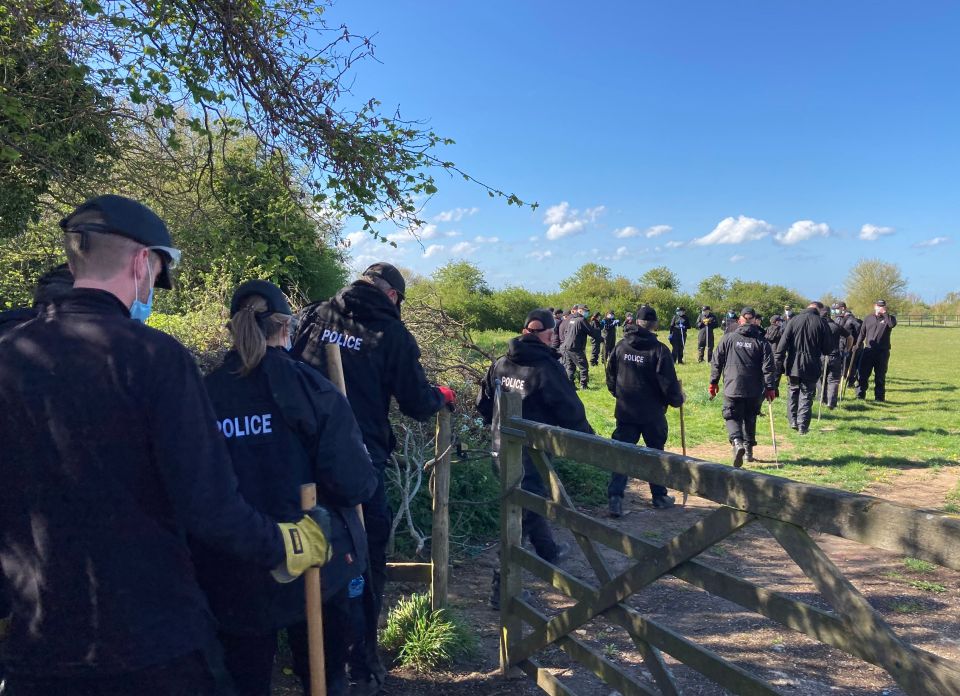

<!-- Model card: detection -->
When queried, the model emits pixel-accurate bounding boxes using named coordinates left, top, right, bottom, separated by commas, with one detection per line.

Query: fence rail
left=899, top=314, right=960, bottom=327
left=494, top=388, right=960, bottom=696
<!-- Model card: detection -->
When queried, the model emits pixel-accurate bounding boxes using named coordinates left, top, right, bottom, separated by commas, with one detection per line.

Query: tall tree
left=638, top=266, right=680, bottom=291
left=844, top=259, right=908, bottom=316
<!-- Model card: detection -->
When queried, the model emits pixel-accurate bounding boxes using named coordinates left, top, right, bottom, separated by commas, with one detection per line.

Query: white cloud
left=645, top=224, right=672, bottom=238
left=443, top=230, right=461, bottom=238
left=730, top=254, right=745, bottom=263
left=344, top=230, right=367, bottom=248
left=665, top=240, right=685, bottom=249
left=859, top=223, right=895, bottom=241
left=605, top=246, right=630, bottom=261
left=473, top=235, right=500, bottom=244
left=450, top=241, right=478, bottom=255
left=423, top=244, right=445, bottom=258
left=528, top=235, right=539, bottom=242
left=614, top=226, right=641, bottom=238
left=527, top=250, right=553, bottom=261
left=417, top=224, right=440, bottom=240
left=692, top=215, right=773, bottom=245
left=433, top=207, right=479, bottom=223
left=775, top=220, right=832, bottom=246
left=913, top=236, right=951, bottom=248
left=543, top=201, right=606, bottom=240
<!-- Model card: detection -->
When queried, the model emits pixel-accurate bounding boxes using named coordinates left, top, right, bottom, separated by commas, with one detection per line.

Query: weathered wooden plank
left=385, top=562, right=431, bottom=583
left=530, top=448, right=612, bottom=584
left=517, top=659, right=578, bottom=696
left=431, top=408, right=451, bottom=611
left=764, top=518, right=960, bottom=696
left=514, top=547, right=783, bottom=696
left=509, top=507, right=754, bottom=665
left=512, top=598, right=659, bottom=696
left=498, top=389, right=525, bottom=674
left=517, top=476, right=960, bottom=685
left=513, top=418, right=960, bottom=571
left=632, top=637, right=679, bottom=696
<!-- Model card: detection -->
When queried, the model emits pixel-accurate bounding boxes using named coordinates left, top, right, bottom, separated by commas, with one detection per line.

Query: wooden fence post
left=431, top=408, right=451, bottom=611
left=497, top=388, right=524, bottom=675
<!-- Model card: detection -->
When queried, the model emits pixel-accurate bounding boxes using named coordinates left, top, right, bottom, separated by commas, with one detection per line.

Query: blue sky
left=328, top=1, right=959, bottom=301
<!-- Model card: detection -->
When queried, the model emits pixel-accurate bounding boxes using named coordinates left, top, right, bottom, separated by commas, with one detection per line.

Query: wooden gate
left=494, top=389, right=960, bottom=695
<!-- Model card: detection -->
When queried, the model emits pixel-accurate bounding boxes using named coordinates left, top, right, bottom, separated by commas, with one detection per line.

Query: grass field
left=474, top=327, right=960, bottom=502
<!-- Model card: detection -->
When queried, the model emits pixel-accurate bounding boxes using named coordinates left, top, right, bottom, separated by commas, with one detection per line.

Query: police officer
left=291, top=262, right=450, bottom=694
left=600, top=309, right=619, bottom=364
left=855, top=299, right=897, bottom=401
left=722, top=309, right=739, bottom=334
left=477, top=309, right=587, bottom=605
left=605, top=305, right=684, bottom=515
left=561, top=304, right=601, bottom=389
left=764, top=314, right=784, bottom=347
left=0, top=264, right=75, bottom=335
left=550, top=308, right=566, bottom=351
left=834, top=301, right=862, bottom=387
left=819, top=305, right=851, bottom=410
left=668, top=307, right=689, bottom=364
left=695, top=305, right=717, bottom=362
left=197, top=280, right=378, bottom=696
left=0, top=195, right=330, bottom=696
left=775, top=301, right=832, bottom=434
left=710, top=308, right=778, bottom=466
left=589, top=311, right=603, bottom=366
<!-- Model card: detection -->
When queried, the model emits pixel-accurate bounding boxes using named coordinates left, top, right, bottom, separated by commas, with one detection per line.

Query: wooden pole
left=300, top=483, right=327, bottom=696
left=767, top=400, right=780, bottom=468
left=497, top=389, right=524, bottom=675
left=678, top=380, right=688, bottom=507
left=431, top=408, right=451, bottom=611
left=817, top=357, right=828, bottom=422
left=324, top=343, right=365, bottom=528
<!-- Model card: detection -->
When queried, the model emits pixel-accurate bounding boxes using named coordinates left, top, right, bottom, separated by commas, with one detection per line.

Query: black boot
left=732, top=439, right=746, bottom=468
left=745, top=443, right=754, bottom=462
left=609, top=495, right=623, bottom=518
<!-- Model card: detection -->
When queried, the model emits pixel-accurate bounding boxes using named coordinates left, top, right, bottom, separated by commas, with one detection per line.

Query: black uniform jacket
left=711, top=324, right=777, bottom=399
left=775, top=307, right=832, bottom=380
left=600, top=317, right=618, bottom=346
left=198, top=348, right=377, bottom=633
left=856, top=313, right=897, bottom=350
left=668, top=314, right=689, bottom=344
left=764, top=323, right=783, bottom=346
left=476, top=333, right=592, bottom=434
left=696, top=311, right=717, bottom=335
left=0, top=289, right=283, bottom=676
left=606, top=326, right=684, bottom=424
left=0, top=307, right=36, bottom=335
left=825, top=319, right=850, bottom=357
left=561, top=315, right=601, bottom=353
left=840, top=313, right=862, bottom=341
left=292, top=281, right=444, bottom=466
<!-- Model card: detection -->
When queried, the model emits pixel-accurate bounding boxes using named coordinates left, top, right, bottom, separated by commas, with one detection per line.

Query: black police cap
left=875, top=299, right=887, bottom=307
left=635, top=304, right=658, bottom=322
left=60, top=195, right=176, bottom=289
left=230, top=280, right=292, bottom=316
left=524, top=309, right=556, bottom=331
left=363, top=262, right=406, bottom=299
left=741, top=306, right=756, bottom=318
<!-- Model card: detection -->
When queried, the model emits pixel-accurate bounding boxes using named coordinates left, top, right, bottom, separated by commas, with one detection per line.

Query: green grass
left=903, top=557, right=938, bottom=574
left=477, top=327, right=960, bottom=496
left=908, top=580, right=947, bottom=593
left=380, top=593, right=477, bottom=671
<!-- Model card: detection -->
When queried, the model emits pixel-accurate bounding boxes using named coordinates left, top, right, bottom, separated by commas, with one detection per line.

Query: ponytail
left=228, top=294, right=291, bottom=376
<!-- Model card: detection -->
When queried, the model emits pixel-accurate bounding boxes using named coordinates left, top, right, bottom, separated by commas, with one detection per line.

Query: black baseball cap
left=636, top=304, right=657, bottom=322
left=230, top=280, right=292, bottom=316
left=524, top=308, right=556, bottom=331
left=701, top=305, right=711, bottom=310
left=60, top=195, right=180, bottom=289
left=836, top=301, right=847, bottom=309
left=875, top=299, right=887, bottom=307
left=741, top=307, right=756, bottom=318
left=770, top=314, right=782, bottom=323
left=33, top=264, right=74, bottom=307
left=363, top=262, right=406, bottom=299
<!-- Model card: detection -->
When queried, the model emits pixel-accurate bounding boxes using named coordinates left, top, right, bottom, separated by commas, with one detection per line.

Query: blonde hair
left=228, top=294, right=291, bottom=376
left=63, top=231, right=143, bottom=281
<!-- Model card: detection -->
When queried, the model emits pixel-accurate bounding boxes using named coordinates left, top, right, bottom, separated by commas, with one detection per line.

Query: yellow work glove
left=272, top=506, right=333, bottom=583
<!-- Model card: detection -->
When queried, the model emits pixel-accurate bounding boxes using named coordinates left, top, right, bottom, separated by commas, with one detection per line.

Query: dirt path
left=274, top=465, right=960, bottom=695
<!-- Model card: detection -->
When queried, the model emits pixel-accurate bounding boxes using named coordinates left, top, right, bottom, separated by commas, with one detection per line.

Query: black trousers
left=4, top=650, right=216, bottom=696
left=787, top=376, right=818, bottom=430
left=590, top=337, right=602, bottom=365
left=820, top=354, right=843, bottom=408
left=290, top=585, right=363, bottom=696
left=602, top=337, right=616, bottom=364
left=722, top=396, right=762, bottom=445
left=671, top=337, right=685, bottom=364
left=563, top=349, right=589, bottom=387
left=857, top=348, right=890, bottom=401
left=697, top=332, right=714, bottom=362
left=607, top=420, right=669, bottom=499
left=348, top=468, right=391, bottom=681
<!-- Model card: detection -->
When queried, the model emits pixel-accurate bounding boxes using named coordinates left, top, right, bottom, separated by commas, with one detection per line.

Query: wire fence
left=899, top=315, right=960, bottom=327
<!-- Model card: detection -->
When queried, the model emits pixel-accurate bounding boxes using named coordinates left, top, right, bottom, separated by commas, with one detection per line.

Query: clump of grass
left=380, top=593, right=477, bottom=671
left=891, top=601, right=926, bottom=614
left=908, top=580, right=947, bottom=593
left=903, top=557, right=937, bottom=574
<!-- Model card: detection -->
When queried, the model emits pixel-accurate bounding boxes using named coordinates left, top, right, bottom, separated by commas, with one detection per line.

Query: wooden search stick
left=324, top=343, right=365, bottom=528
left=301, top=483, right=327, bottom=696
left=679, top=379, right=688, bottom=507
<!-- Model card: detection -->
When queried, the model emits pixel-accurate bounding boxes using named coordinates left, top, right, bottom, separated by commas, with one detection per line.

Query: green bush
left=553, top=458, right=608, bottom=507
left=380, top=593, right=477, bottom=671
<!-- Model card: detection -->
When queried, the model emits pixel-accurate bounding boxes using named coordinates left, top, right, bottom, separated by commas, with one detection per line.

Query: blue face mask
left=130, top=258, right=154, bottom=323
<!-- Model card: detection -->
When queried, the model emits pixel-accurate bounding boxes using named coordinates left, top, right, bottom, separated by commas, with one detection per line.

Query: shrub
left=380, top=593, right=477, bottom=671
